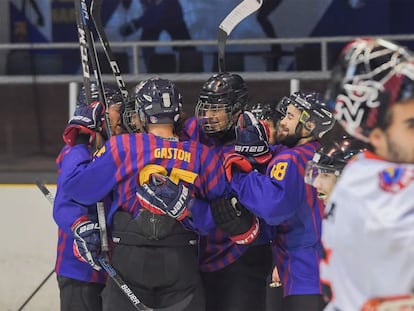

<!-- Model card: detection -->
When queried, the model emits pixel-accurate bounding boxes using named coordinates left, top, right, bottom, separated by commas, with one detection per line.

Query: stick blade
left=218, top=0, right=263, bottom=36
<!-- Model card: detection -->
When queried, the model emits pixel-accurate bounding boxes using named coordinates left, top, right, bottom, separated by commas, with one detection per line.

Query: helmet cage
left=122, top=97, right=141, bottom=133
left=327, top=38, right=413, bottom=142
left=195, top=100, right=233, bottom=134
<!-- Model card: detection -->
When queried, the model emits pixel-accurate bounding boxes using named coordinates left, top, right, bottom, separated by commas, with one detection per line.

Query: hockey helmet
left=277, top=90, right=335, bottom=139
left=325, top=37, right=414, bottom=142
left=134, top=77, right=182, bottom=129
left=305, top=135, right=366, bottom=186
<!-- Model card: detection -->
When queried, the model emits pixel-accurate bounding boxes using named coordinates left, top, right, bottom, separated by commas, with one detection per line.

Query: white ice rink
left=0, top=185, right=59, bottom=311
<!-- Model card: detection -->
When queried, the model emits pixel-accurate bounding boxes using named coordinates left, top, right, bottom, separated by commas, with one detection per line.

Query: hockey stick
left=17, top=269, right=55, bottom=311
left=75, top=0, right=111, bottom=255
left=90, top=0, right=129, bottom=100
left=35, top=181, right=194, bottom=311
left=34, top=180, right=148, bottom=310
left=74, top=0, right=93, bottom=103
left=218, top=0, right=263, bottom=72
left=77, top=0, right=112, bottom=139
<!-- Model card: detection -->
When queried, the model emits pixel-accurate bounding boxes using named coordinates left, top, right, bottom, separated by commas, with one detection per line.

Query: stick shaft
left=217, top=0, right=263, bottom=72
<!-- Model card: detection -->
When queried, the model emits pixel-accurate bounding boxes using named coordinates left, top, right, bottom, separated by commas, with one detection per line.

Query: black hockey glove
left=235, top=111, right=272, bottom=165
left=211, top=197, right=260, bottom=245
left=72, top=216, right=102, bottom=271
left=63, top=101, right=104, bottom=146
left=136, top=174, right=192, bottom=221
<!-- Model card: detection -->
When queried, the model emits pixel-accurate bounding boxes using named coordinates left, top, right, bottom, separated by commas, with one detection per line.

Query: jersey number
left=138, top=164, right=198, bottom=185
left=270, top=162, right=288, bottom=180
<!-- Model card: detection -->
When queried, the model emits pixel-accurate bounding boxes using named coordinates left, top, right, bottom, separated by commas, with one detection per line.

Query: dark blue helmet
left=277, top=90, right=335, bottom=139
left=195, top=72, right=248, bottom=135
left=77, top=82, right=123, bottom=108
left=134, top=77, right=182, bottom=128
left=305, top=135, right=366, bottom=186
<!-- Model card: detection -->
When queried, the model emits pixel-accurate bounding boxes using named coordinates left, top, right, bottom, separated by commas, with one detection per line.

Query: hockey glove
left=211, top=197, right=260, bottom=245
left=72, top=216, right=102, bottom=271
left=63, top=101, right=104, bottom=146
left=136, top=174, right=192, bottom=221
left=223, top=153, right=253, bottom=182
left=235, top=111, right=272, bottom=165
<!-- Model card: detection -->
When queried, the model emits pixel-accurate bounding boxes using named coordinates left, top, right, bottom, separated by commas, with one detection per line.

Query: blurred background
left=0, top=0, right=414, bottom=177
left=1, top=1, right=414, bottom=310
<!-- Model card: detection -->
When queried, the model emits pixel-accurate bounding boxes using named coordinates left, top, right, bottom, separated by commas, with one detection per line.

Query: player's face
left=277, top=104, right=302, bottom=147
left=370, top=99, right=414, bottom=163
left=204, top=106, right=230, bottom=132
left=108, top=103, right=125, bottom=135
left=313, top=172, right=338, bottom=204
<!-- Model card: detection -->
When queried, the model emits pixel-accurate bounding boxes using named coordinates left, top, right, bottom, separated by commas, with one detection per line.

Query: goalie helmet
left=305, top=135, right=366, bottom=186
left=134, top=77, right=182, bottom=129
left=325, top=37, right=414, bottom=142
left=77, top=82, right=123, bottom=108
left=195, top=72, right=247, bottom=135
left=277, top=90, right=335, bottom=139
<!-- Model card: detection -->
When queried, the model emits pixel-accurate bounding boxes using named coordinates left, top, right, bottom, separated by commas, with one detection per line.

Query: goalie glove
left=71, top=216, right=102, bottom=271
left=235, top=111, right=272, bottom=165
left=136, top=174, right=192, bottom=221
left=211, top=197, right=260, bottom=245
left=63, top=101, right=104, bottom=146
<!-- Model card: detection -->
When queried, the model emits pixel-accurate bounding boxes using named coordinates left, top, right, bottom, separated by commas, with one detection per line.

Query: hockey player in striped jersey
left=226, top=90, right=335, bottom=311
left=60, top=77, right=228, bottom=311
left=53, top=83, right=126, bottom=311
left=322, top=38, right=414, bottom=311
left=182, top=72, right=274, bottom=311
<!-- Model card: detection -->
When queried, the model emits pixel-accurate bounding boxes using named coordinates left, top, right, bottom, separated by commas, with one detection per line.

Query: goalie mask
left=134, top=77, right=182, bottom=130
left=325, top=37, right=414, bottom=142
left=195, top=72, right=247, bottom=136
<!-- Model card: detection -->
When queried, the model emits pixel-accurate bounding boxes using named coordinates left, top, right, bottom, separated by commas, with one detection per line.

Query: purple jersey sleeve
left=230, top=143, right=317, bottom=225
left=53, top=145, right=96, bottom=233
left=60, top=133, right=229, bottom=225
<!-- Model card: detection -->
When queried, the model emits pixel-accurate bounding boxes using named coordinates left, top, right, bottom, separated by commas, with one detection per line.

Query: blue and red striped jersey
left=53, top=145, right=107, bottom=284
left=60, top=132, right=228, bottom=226
left=230, top=141, right=324, bottom=296
left=182, top=116, right=272, bottom=272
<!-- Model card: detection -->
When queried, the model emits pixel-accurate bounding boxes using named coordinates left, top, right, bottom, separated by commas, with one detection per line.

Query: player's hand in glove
left=235, top=111, right=272, bottom=165
left=72, top=216, right=102, bottom=271
left=223, top=153, right=253, bottom=182
left=63, top=101, right=104, bottom=146
left=136, top=174, right=192, bottom=221
left=211, top=197, right=260, bottom=245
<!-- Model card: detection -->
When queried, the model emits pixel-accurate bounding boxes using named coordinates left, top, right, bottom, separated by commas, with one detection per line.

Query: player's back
left=107, top=132, right=228, bottom=221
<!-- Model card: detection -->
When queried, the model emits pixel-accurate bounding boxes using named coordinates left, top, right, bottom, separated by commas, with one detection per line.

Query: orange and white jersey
left=321, top=151, right=414, bottom=311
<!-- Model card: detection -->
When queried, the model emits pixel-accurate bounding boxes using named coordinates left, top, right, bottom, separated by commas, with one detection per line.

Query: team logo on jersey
left=379, top=167, right=414, bottom=193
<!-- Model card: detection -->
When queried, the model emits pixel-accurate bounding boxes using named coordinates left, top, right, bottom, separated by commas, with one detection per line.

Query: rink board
left=0, top=185, right=59, bottom=311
